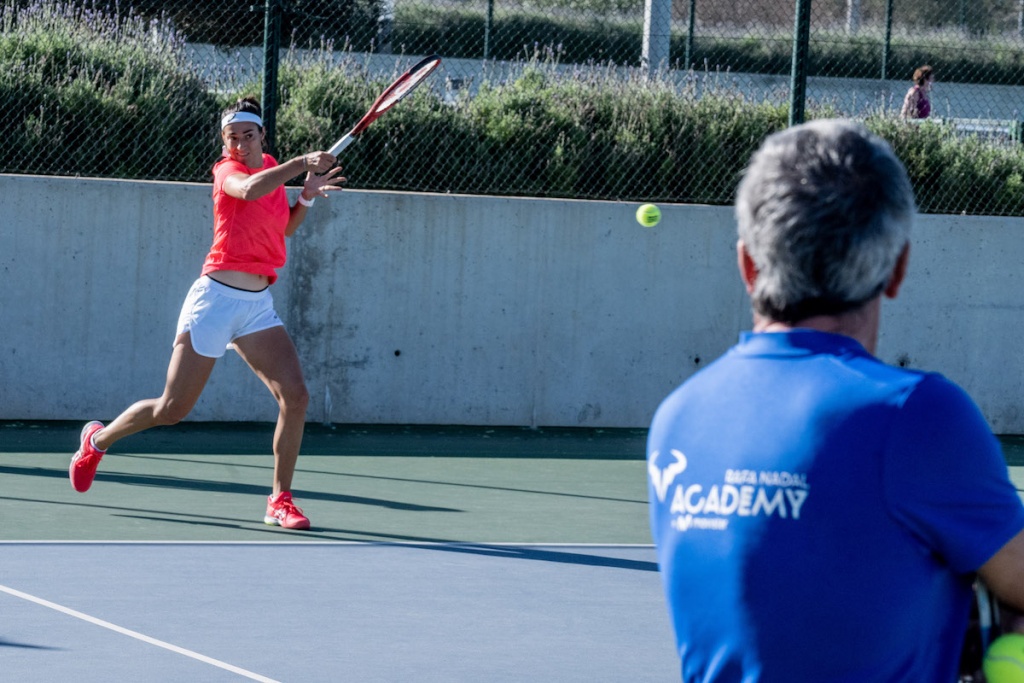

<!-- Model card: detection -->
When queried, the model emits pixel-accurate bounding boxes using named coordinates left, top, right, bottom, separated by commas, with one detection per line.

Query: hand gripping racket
left=327, top=54, right=442, bottom=156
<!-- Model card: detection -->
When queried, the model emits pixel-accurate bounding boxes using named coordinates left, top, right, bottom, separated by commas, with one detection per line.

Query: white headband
left=221, top=111, right=263, bottom=129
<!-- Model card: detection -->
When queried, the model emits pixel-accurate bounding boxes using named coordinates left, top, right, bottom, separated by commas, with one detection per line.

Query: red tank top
left=203, top=154, right=289, bottom=285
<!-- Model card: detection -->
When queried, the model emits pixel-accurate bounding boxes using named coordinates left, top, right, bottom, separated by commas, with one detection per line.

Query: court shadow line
left=0, top=465, right=460, bottom=513
left=104, top=514, right=657, bottom=571
left=3, top=496, right=654, bottom=571
left=113, top=453, right=647, bottom=505
left=1, top=495, right=461, bottom=541
left=108, top=514, right=542, bottom=546
left=0, top=495, right=375, bottom=540
left=107, top=512, right=492, bottom=543
left=403, top=542, right=659, bottom=572
left=0, top=637, right=63, bottom=651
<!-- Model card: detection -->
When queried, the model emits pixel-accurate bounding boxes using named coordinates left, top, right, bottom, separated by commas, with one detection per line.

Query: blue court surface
left=1, top=542, right=671, bottom=682
left=0, top=422, right=677, bottom=682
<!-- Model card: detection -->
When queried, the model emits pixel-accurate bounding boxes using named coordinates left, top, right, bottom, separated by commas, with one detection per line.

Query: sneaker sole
left=264, top=515, right=311, bottom=530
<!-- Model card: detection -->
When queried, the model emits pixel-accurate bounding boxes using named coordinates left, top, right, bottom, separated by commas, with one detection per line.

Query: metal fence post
left=642, top=0, right=672, bottom=76
left=790, top=0, right=812, bottom=126
left=484, top=0, right=494, bottom=60
left=378, top=0, right=396, bottom=54
left=881, top=0, right=894, bottom=80
left=846, top=0, right=860, bottom=34
left=261, top=0, right=282, bottom=156
left=684, top=0, right=697, bottom=71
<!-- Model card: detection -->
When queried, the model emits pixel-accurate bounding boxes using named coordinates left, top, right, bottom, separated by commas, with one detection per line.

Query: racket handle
left=977, top=581, right=993, bottom=648
left=328, top=134, right=355, bottom=157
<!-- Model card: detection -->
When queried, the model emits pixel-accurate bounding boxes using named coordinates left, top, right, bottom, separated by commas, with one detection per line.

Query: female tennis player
left=69, top=96, right=346, bottom=530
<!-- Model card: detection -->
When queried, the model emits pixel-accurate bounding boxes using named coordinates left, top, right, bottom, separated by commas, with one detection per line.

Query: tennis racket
left=959, top=579, right=1011, bottom=681
left=327, top=54, right=442, bottom=156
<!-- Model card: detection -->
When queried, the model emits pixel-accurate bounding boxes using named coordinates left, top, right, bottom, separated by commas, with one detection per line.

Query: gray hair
left=735, top=119, right=915, bottom=324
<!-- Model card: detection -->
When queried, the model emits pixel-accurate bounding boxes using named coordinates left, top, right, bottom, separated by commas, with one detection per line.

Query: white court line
left=0, top=540, right=655, bottom=547
left=0, top=584, right=280, bottom=683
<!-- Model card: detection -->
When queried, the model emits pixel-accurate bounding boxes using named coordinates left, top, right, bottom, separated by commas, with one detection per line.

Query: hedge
left=3, top=3, right=1024, bottom=216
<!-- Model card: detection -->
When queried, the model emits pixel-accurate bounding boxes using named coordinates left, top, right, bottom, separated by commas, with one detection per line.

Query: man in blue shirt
left=648, top=119, right=1024, bottom=682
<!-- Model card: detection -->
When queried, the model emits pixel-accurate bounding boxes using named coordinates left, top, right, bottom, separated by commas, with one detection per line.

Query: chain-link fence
left=4, top=0, right=1024, bottom=213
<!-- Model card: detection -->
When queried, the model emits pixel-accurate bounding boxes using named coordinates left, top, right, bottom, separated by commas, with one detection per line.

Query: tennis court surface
left=0, top=421, right=675, bottom=682
left=4, top=423, right=1022, bottom=682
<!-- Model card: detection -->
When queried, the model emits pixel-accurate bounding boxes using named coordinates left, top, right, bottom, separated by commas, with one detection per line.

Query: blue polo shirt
left=648, top=330, right=1024, bottom=682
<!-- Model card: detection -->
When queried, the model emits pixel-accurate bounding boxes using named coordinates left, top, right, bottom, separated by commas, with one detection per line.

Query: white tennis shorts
left=175, top=276, right=283, bottom=358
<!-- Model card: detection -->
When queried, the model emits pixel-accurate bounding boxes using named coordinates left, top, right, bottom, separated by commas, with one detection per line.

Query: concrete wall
left=2, top=174, right=1023, bottom=431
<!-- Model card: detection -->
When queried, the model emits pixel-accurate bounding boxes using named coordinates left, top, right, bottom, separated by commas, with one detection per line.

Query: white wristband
left=297, top=194, right=315, bottom=207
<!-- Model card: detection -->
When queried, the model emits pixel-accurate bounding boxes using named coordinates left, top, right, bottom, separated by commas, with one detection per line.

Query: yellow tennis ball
left=636, top=203, right=661, bottom=227
left=984, top=633, right=1024, bottom=683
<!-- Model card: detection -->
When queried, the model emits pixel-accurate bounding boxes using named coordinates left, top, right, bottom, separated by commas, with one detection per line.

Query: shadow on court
left=0, top=637, right=62, bottom=651
left=0, top=462, right=461, bottom=512
left=0, top=420, right=651, bottom=544
left=2, top=422, right=1023, bottom=681
left=0, top=421, right=671, bottom=682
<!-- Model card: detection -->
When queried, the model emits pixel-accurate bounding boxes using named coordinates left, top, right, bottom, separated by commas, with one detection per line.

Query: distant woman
left=70, top=96, right=346, bottom=530
left=901, top=65, right=935, bottom=119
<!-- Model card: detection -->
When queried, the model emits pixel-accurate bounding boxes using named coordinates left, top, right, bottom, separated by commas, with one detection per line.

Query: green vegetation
left=268, top=55, right=1024, bottom=216
left=13, top=0, right=1024, bottom=86
left=266, top=56, right=789, bottom=202
left=871, top=117, right=1024, bottom=215
left=3, top=1, right=1024, bottom=215
left=391, top=6, right=1024, bottom=86
left=0, top=2, right=222, bottom=180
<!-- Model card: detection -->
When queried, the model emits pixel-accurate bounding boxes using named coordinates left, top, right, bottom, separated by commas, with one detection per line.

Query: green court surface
left=2, top=421, right=1023, bottom=544
left=0, top=421, right=652, bottom=544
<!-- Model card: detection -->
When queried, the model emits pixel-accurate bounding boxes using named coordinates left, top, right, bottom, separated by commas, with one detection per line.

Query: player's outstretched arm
left=225, top=152, right=337, bottom=202
left=979, top=528, right=1024, bottom=611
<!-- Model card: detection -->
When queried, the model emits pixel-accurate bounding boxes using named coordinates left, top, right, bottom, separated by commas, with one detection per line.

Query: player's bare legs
left=95, top=333, right=217, bottom=451
left=232, top=326, right=309, bottom=495
left=70, top=333, right=216, bottom=492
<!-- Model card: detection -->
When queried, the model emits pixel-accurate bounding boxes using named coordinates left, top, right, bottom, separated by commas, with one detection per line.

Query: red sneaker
left=69, top=421, right=106, bottom=493
left=264, top=491, right=310, bottom=530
